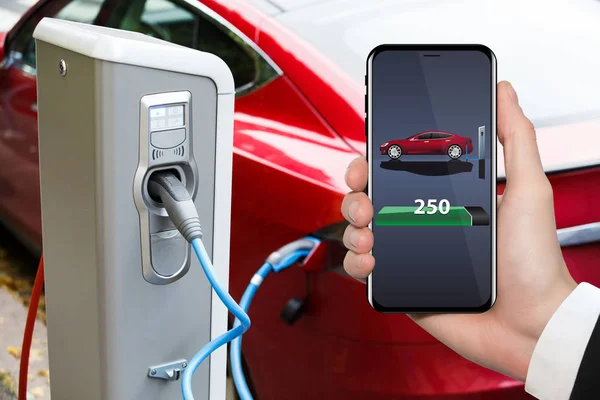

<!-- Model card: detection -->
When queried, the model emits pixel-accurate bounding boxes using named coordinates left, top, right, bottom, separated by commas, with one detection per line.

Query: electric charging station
left=466, top=125, right=485, bottom=160
left=477, top=125, right=485, bottom=159
left=34, top=18, right=234, bottom=399
left=465, top=125, right=486, bottom=179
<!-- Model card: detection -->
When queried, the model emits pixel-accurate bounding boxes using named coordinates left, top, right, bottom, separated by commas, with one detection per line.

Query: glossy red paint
left=231, top=76, right=355, bottom=234
left=201, top=0, right=366, bottom=152
left=245, top=278, right=529, bottom=398
left=237, top=251, right=532, bottom=399
left=0, top=57, right=40, bottom=246
left=0, top=32, right=7, bottom=60
left=241, top=166, right=600, bottom=400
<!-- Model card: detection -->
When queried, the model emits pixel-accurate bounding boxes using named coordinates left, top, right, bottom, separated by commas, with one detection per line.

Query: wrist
left=517, top=274, right=578, bottom=380
left=501, top=272, right=578, bottom=381
left=530, top=273, right=578, bottom=342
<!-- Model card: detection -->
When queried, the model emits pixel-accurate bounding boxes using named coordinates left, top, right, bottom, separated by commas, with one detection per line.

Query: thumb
left=497, top=81, right=546, bottom=187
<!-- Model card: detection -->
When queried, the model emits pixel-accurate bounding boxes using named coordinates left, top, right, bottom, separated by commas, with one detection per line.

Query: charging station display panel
left=148, top=103, right=188, bottom=153
left=150, top=105, right=185, bottom=130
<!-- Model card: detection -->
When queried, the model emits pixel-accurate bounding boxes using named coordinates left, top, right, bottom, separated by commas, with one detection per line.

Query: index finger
left=345, top=156, right=368, bottom=192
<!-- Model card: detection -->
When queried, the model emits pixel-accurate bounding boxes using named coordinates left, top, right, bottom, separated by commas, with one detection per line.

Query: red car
left=2, top=1, right=600, bottom=399
left=380, top=131, right=473, bottom=160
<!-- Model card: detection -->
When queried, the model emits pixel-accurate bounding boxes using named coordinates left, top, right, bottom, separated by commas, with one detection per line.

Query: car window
left=7, top=0, right=280, bottom=94
left=417, top=133, right=431, bottom=140
left=56, top=0, right=106, bottom=22
left=117, top=0, right=265, bottom=91
left=437, top=133, right=452, bottom=139
left=9, top=0, right=106, bottom=70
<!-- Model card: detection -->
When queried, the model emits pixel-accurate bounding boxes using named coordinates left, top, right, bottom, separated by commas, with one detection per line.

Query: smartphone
left=366, top=45, right=496, bottom=313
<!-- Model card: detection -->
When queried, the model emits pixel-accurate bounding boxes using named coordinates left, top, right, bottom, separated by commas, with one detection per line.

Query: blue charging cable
left=185, top=237, right=319, bottom=400
left=181, top=238, right=251, bottom=399
left=231, top=239, right=319, bottom=400
left=230, top=261, right=271, bottom=400
left=147, top=170, right=320, bottom=400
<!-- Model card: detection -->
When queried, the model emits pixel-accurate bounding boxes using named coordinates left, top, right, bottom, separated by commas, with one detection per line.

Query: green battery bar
left=375, top=206, right=489, bottom=227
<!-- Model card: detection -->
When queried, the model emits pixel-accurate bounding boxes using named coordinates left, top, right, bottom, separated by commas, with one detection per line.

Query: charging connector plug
left=266, top=237, right=321, bottom=273
left=147, top=171, right=202, bottom=242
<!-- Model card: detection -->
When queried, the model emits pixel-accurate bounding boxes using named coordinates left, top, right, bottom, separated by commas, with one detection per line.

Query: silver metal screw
left=59, top=59, right=67, bottom=77
left=150, top=369, right=157, bottom=376
left=181, top=362, right=187, bottom=368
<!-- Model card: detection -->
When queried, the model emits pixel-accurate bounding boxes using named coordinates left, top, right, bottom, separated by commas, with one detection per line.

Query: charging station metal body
left=34, top=18, right=234, bottom=399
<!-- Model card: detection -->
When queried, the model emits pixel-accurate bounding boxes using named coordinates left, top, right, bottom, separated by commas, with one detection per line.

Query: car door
left=412, top=132, right=432, bottom=154
left=428, top=132, right=448, bottom=154
left=0, top=0, right=117, bottom=245
left=437, top=132, right=455, bottom=154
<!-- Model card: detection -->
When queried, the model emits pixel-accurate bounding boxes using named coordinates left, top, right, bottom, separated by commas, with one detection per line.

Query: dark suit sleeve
left=570, top=314, right=600, bottom=399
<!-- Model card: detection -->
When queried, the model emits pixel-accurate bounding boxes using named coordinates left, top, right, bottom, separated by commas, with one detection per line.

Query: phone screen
left=367, top=46, right=496, bottom=312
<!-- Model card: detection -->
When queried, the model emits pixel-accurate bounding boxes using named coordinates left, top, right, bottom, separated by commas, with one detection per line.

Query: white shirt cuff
left=525, top=282, right=600, bottom=400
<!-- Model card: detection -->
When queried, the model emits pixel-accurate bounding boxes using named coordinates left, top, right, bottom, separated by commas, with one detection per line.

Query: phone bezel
left=366, top=44, right=497, bottom=313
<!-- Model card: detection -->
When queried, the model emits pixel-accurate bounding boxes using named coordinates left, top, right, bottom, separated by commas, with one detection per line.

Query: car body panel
left=0, top=32, right=6, bottom=58
left=201, top=0, right=365, bottom=153
left=0, top=55, right=40, bottom=245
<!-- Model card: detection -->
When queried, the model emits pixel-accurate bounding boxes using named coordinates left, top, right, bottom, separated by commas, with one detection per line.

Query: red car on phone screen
left=380, top=131, right=473, bottom=160
left=1, top=0, right=600, bottom=399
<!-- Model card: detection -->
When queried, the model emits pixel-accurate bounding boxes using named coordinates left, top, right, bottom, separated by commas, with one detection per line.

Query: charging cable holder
left=148, top=359, right=189, bottom=381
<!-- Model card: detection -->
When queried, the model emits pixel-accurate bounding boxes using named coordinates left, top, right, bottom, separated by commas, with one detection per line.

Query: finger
left=345, top=156, right=368, bottom=192
left=497, top=81, right=546, bottom=185
left=343, top=250, right=375, bottom=279
left=497, top=194, right=503, bottom=207
left=341, top=191, right=373, bottom=228
left=343, top=225, right=374, bottom=254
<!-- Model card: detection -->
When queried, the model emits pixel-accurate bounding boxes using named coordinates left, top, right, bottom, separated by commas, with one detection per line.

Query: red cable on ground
left=19, top=255, right=44, bottom=400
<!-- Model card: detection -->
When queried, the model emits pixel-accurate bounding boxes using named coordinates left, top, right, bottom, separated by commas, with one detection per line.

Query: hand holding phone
left=342, top=81, right=577, bottom=381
